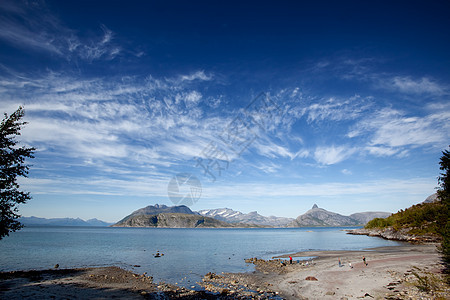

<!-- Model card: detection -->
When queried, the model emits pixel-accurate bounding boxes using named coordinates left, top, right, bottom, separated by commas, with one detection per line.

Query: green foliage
left=411, top=271, right=435, bottom=293
left=365, top=217, right=393, bottom=229
left=365, top=201, right=444, bottom=235
left=0, top=107, right=35, bottom=240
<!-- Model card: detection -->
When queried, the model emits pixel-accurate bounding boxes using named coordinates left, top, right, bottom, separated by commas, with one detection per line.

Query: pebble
left=305, top=276, right=318, bottom=281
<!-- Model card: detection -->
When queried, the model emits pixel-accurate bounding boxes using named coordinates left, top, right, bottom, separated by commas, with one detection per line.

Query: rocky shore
left=346, top=227, right=441, bottom=243
left=0, top=266, right=265, bottom=299
left=1, top=244, right=448, bottom=299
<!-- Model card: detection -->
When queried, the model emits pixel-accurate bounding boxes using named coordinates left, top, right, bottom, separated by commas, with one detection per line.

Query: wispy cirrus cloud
left=0, top=0, right=121, bottom=61
left=178, top=71, right=213, bottom=82
left=377, top=76, right=447, bottom=95
left=341, top=169, right=352, bottom=175
left=309, top=56, right=447, bottom=97
left=313, top=145, right=356, bottom=165
left=303, top=95, right=372, bottom=123
left=354, top=107, right=449, bottom=147
left=348, top=105, right=450, bottom=156
left=0, top=71, right=299, bottom=201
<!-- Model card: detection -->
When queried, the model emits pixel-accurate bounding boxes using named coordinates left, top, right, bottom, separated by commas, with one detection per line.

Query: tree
left=0, top=107, right=35, bottom=240
left=438, top=147, right=450, bottom=202
left=437, top=146, right=450, bottom=281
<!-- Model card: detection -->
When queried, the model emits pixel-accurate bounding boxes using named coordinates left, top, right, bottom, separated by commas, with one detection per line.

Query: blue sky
left=1, top=0, right=449, bottom=222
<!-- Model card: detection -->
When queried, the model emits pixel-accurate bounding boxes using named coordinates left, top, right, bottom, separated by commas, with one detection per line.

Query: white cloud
left=185, top=91, right=202, bottom=103
left=0, top=68, right=274, bottom=194
left=0, top=1, right=121, bottom=61
left=383, top=76, right=446, bottom=95
left=364, top=146, right=400, bottom=157
left=349, top=107, right=450, bottom=153
left=253, top=141, right=294, bottom=159
left=179, top=71, right=212, bottom=82
left=341, top=169, right=352, bottom=175
left=20, top=175, right=169, bottom=197
left=313, top=145, right=356, bottom=165
left=303, top=95, right=372, bottom=123
left=77, top=25, right=121, bottom=61
left=253, top=162, right=282, bottom=174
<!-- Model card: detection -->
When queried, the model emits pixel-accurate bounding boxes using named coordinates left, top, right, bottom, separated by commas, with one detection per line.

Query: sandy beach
left=198, top=243, right=449, bottom=299
left=272, top=244, right=447, bottom=299
left=1, top=243, right=448, bottom=299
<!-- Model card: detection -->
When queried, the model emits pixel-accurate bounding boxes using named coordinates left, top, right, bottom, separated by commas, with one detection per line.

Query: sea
left=0, top=226, right=403, bottom=287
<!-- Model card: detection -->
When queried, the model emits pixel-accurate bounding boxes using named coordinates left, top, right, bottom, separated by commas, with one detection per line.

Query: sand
left=1, top=244, right=448, bottom=299
left=270, top=244, right=447, bottom=299
left=200, top=244, right=449, bottom=299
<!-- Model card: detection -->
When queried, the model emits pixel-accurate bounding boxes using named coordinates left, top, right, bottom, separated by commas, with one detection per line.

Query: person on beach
left=363, top=256, right=368, bottom=266
left=289, top=256, right=293, bottom=264
left=338, top=258, right=342, bottom=267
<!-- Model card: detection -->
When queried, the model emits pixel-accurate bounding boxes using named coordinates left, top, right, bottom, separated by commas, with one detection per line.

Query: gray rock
left=423, top=193, right=438, bottom=203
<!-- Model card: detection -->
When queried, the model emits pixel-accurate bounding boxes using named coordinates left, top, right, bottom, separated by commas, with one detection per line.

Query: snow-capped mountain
left=197, top=208, right=294, bottom=227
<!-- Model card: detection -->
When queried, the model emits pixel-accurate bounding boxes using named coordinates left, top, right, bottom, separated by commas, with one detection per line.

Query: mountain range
left=111, top=204, right=392, bottom=228
left=197, top=208, right=294, bottom=227
left=287, top=204, right=391, bottom=227
left=21, top=204, right=393, bottom=228
left=28, top=196, right=433, bottom=228
left=112, top=205, right=258, bottom=228
left=19, top=216, right=113, bottom=227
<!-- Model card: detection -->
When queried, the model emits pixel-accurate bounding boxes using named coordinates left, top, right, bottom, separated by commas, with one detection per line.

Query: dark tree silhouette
left=437, top=146, right=450, bottom=280
left=0, top=107, right=35, bottom=240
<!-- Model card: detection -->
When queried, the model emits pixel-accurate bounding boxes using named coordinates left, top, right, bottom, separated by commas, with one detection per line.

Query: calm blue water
left=0, top=226, right=402, bottom=287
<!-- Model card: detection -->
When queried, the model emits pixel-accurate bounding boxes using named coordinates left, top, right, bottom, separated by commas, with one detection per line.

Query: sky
left=0, top=0, right=449, bottom=222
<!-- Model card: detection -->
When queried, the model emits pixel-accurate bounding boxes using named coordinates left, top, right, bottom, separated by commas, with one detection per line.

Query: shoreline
left=346, top=227, right=441, bottom=243
left=275, top=244, right=433, bottom=259
left=1, top=243, right=448, bottom=299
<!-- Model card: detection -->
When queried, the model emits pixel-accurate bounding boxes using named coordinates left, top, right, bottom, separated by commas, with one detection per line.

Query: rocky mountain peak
left=312, top=204, right=319, bottom=209
left=197, top=208, right=293, bottom=227
left=423, top=193, right=438, bottom=203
